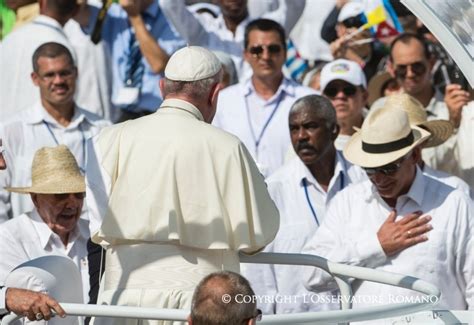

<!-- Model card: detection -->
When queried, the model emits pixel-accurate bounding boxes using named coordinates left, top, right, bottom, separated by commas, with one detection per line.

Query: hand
left=120, top=0, right=141, bottom=17
left=330, top=37, right=348, bottom=58
left=445, top=84, right=470, bottom=128
left=377, top=210, right=432, bottom=256
left=5, top=288, right=66, bottom=321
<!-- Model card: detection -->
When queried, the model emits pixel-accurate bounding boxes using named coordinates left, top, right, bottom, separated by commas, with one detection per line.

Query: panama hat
left=384, top=94, right=454, bottom=148
left=343, top=104, right=431, bottom=168
left=6, top=145, right=85, bottom=194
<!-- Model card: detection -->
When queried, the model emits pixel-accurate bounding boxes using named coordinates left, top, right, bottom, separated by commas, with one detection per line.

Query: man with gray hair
left=248, top=95, right=366, bottom=314
left=86, top=46, right=279, bottom=324
left=188, top=271, right=262, bottom=325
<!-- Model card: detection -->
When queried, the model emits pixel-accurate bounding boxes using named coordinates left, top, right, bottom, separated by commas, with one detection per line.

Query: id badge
left=112, top=87, right=140, bottom=106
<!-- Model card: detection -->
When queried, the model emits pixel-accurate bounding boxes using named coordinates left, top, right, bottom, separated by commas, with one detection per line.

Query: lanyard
left=244, top=91, right=284, bottom=154
left=303, top=173, right=345, bottom=227
left=43, top=120, right=86, bottom=173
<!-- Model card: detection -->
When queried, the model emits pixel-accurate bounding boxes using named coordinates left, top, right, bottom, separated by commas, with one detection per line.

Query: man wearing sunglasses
left=213, top=19, right=315, bottom=177
left=303, top=104, right=473, bottom=311
left=320, top=59, right=368, bottom=151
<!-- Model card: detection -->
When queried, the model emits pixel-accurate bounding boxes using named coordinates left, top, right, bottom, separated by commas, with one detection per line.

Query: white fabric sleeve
left=262, top=0, right=306, bottom=34
left=85, top=136, right=111, bottom=237
left=158, top=0, right=210, bottom=46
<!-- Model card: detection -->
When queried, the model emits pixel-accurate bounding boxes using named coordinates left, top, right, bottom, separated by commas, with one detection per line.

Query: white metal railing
left=1, top=252, right=441, bottom=325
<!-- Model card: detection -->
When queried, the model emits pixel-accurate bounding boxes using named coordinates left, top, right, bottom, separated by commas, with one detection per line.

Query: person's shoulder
left=288, top=79, right=318, bottom=96
left=219, top=82, right=244, bottom=98
left=267, top=157, right=300, bottom=185
left=78, top=108, right=112, bottom=128
left=0, top=214, right=29, bottom=238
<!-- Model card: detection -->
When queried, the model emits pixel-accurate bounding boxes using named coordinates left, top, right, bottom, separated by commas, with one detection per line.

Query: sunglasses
left=323, top=84, right=357, bottom=98
left=248, top=44, right=283, bottom=57
left=394, top=62, right=427, bottom=78
left=363, top=153, right=410, bottom=176
left=342, top=14, right=365, bottom=29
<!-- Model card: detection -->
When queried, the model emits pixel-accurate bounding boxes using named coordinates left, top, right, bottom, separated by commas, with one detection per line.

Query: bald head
left=190, top=271, right=257, bottom=325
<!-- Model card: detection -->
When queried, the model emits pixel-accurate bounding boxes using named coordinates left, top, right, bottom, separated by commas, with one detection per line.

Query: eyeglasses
left=248, top=44, right=283, bottom=57
left=53, top=193, right=86, bottom=201
left=342, top=14, right=365, bottom=29
left=323, top=84, right=358, bottom=98
left=394, top=62, right=427, bottom=78
left=363, top=153, right=410, bottom=176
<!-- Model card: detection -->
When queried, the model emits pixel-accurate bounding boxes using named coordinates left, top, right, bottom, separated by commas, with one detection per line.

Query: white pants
left=91, top=243, right=240, bottom=325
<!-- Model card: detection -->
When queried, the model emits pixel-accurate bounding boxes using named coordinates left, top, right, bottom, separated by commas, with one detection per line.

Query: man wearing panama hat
left=303, top=104, right=473, bottom=311
left=382, top=94, right=472, bottom=198
left=0, top=145, right=90, bottom=305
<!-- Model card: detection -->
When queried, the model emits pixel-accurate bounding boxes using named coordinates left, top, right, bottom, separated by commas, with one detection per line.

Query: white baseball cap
left=338, top=2, right=365, bottom=23
left=165, top=46, right=222, bottom=82
left=320, top=59, right=367, bottom=91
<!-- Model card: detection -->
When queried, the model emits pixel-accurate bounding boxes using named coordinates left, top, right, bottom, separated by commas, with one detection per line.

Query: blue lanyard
left=43, top=120, right=86, bottom=173
left=303, top=173, right=345, bottom=226
left=244, top=91, right=284, bottom=153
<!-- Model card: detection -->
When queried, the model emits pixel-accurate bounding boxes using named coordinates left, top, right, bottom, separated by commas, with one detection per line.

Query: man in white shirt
left=0, top=139, right=66, bottom=322
left=0, top=145, right=90, bottom=304
left=250, top=95, right=367, bottom=314
left=213, top=19, right=315, bottom=177
left=0, top=42, right=110, bottom=222
left=159, top=0, right=305, bottom=79
left=0, top=0, right=113, bottom=121
left=303, top=104, right=473, bottom=312
left=320, top=59, right=368, bottom=151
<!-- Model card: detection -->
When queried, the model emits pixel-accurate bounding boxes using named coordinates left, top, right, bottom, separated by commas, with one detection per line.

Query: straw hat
left=343, top=105, right=431, bottom=168
left=384, top=94, right=454, bottom=148
left=367, top=72, right=394, bottom=107
left=6, top=145, right=85, bottom=194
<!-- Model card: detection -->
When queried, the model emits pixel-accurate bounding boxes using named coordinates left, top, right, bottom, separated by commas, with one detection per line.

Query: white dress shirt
left=303, top=167, right=473, bottom=313
left=0, top=210, right=90, bottom=303
left=242, top=152, right=366, bottom=314
left=0, top=15, right=113, bottom=122
left=213, top=77, right=315, bottom=177
left=0, top=102, right=110, bottom=222
left=158, top=0, right=305, bottom=80
left=423, top=164, right=473, bottom=200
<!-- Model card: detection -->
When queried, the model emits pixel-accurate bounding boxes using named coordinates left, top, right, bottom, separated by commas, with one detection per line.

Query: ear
left=30, top=193, right=39, bottom=208
left=31, top=72, right=40, bottom=87
left=387, top=60, right=396, bottom=79
left=411, top=146, right=423, bottom=164
left=331, top=124, right=340, bottom=140
left=361, top=88, right=369, bottom=106
left=159, top=78, right=166, bottom=97
left=186, top=315, right=192, bottom=325
left=209, top=82, right=222, bottom=107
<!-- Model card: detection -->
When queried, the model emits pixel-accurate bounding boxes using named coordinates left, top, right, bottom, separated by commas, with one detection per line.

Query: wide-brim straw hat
left=344, top=104, right=431, bottom=168
left=367, top=72, right=394, bottom=107
left=383, top=94, right=454, bottom=148
left=6, top=145, right=85, bottom=194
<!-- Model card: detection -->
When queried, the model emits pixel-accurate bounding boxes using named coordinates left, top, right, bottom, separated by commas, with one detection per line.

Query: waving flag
left=285, top=39, right=309, bottom=82
left=363, top=0, right=404, bottom=38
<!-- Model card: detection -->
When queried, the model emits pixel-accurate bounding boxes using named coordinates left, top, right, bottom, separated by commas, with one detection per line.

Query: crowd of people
left=0, top=0, right=472, bottom=324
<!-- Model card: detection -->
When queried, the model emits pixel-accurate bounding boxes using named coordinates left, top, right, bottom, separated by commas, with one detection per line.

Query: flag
left=285, top=39, right=309, bottom=82
left=363, top=0, right=403, bottom=38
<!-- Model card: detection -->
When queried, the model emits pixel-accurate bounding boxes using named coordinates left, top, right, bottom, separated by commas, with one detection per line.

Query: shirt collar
left=160, top=98, right=205, bottom=121
left=295, top=150, right=347, bottom=191
left=242, top=77, right=296, bottom=99
left=24, top=102, right=93, bottom=128
left=29, top=209, right=88, bottom=250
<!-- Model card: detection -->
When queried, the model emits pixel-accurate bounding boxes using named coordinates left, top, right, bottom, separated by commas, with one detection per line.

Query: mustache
left=296, top=142, right=315, bottom=152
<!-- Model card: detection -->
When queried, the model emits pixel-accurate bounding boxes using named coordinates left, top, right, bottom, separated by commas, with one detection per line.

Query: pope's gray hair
left=162, top=70, right=222, bottom=99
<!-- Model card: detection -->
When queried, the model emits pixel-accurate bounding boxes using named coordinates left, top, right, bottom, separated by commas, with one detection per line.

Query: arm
left=158, top=0, right=209, bottom=46
left=321, top=5, right=341, bottom=44
left=444, top=84, right=470, bottom=128
left=262, top=0, right=306, bottom=34
left=121, top=0, right=169, bottom=74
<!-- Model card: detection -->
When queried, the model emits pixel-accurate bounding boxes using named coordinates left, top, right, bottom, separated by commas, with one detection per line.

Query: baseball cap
left=320, top=59, right=367, bottom=91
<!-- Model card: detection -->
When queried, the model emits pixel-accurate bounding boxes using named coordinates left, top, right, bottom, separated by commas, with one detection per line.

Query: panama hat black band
left=362, top=131, right=414, bottom=154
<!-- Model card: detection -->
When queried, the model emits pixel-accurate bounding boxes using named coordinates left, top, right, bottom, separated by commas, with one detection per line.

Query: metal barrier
left=1, top=252, right=441, bottom=325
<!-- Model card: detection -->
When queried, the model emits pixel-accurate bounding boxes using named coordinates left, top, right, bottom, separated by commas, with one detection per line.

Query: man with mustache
left=0, top=42, right=109, bottom=222
left=213, top=19, right=315, bottom=177
left=249, top=95, right=366, bottom=314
